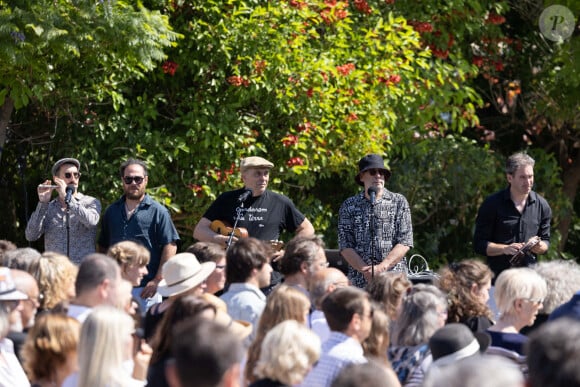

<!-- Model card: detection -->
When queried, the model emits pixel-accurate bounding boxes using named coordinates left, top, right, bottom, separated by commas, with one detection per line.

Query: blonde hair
left=22, top=313, right=80, bottom=382
left=107, top=240, right=150, bottom=267
left=245, top=285, right=311, bottom=383
left=254, top=320, right=320, bottom=385
left=77, top=306, right=135, bottom=387
left=494, top=268, right=547, bottom=317
left=33, top=252, right=78, bottom=311
left=366, top=271, right=412, bottom=321
left=362, top=303, right=391, bottom=364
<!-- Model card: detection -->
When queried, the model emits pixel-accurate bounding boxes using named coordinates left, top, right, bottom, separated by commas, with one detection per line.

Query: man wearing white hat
left=143, top=252, right=216, bottom=342
left=193, top=156, right=315, bottom=252
left=25, top=157, right=101, bottom=264
left=0, top=267, right=31, bottom=387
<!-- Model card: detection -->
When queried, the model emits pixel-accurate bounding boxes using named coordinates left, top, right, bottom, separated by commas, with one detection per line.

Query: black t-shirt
left=203, top=188, right=306, bottom=241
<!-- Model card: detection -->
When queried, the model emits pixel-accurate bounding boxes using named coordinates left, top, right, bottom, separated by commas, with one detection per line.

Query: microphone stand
left=369, top=199, right=377, bottom=279
left=226, top=204, right=246, bottom=251
left=65, top=202, right=71, bottom=258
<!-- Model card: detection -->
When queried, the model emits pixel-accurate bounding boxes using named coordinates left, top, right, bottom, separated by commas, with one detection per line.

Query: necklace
left=125, top=202, right=137, bottom=219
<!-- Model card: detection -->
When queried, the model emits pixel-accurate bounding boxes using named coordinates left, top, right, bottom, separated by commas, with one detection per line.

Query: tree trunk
left=558, top=156, right=580, bottom=250
left=0, top=97, right=14, bottom=165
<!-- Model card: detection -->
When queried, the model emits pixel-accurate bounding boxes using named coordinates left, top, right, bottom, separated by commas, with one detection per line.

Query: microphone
left=367, top=186, right=379, bottom=205
left=65, top=185, right=75, bottom=204
left=238, top=189, right=252, bottom=203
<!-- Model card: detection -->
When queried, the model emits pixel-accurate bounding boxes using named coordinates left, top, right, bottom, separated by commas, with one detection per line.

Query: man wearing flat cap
left=194, top=156, right=314, bottom=253
left=338, top=154, right=413, bottom=288
left=25, top=157, right=101, bottom=264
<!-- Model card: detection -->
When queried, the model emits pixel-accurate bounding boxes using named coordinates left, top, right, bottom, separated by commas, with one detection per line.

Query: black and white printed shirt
left=338, top=190, right=413, bottom=288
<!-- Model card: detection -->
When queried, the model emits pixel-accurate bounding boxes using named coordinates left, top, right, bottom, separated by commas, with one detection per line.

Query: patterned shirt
left=338, top=190, right=413, bottom=288
left=25, top=193, right=101, bottom=264
left=301, top=332, right=366, bottom=387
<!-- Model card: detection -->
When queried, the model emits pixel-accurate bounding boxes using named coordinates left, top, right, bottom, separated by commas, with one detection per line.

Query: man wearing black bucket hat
left=338, top=154, right=413, bottom=288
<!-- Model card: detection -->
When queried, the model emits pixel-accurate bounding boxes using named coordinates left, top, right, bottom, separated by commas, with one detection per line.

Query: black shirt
left=203, top=189, right=306, bottom=241
left=473, top=187, right=551, bottom=278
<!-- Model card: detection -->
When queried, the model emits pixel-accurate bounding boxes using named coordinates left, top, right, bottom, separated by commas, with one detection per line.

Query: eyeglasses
left=64, top=172, right=81, bottom=179
left=24, top=295, right=42, bottom=307
left=123, top=176, right=145, bottom=185
left=366, top=169, right=387, bottom=177
left=524, top=298, right=544, bottom=305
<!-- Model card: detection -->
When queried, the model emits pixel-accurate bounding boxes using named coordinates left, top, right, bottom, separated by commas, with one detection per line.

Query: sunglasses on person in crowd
left=123, top=176, right=145, bottom=185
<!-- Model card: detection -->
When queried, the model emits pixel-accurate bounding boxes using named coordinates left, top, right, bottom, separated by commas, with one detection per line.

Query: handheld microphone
left=65, top=185, right=75, bottom=204
left=238, top=189, right=252, bottom=203
left=367, top=186, right=379, bottom=205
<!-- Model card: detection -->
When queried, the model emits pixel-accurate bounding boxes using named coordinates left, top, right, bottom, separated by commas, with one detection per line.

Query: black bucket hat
left=355, top=154, right=391, bottom=186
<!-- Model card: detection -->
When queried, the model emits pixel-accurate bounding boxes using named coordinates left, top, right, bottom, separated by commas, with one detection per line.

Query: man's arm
left=25, top=181, right=55, bottom=241
left=193, top=217, right=232, bottom=248
left=378, top=243, right=410, bottom=271
left=294, top=218, right=315, bottom=238
left=25, top=202, right=49, bottom=242
left=340, top=248, right=370, bottom=273
left=140, top=242, right=177, bottom=299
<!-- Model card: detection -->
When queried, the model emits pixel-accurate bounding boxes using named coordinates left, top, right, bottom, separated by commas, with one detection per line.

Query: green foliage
left=1, top=0, right=577, bottom=265
left=0, top=1, right=179, bottom=110
left=81, top=0, right=495, bottom=248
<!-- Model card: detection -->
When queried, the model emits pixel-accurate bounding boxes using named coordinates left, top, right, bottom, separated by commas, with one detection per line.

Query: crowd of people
left=0, top=151, right=577, bottom=387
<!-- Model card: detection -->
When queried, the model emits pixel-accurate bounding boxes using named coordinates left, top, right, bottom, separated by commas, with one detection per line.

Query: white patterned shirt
left=25, top=193, right=101, bottom=264
left=300, top=332, right=366, bottom=387
left=338, top=190, right=413, bottom=288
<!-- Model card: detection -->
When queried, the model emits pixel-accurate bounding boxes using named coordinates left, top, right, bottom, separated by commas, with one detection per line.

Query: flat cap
left=52, top=158, right=80, bottom=176
left=240, top=156, right=274, bottom=172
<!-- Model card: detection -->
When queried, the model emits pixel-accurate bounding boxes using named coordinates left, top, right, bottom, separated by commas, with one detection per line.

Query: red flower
left=336, top=63, right=355, bottom=76
left=227, top=76, right=243, bottom=86
left=485, top=13, right=506, bottom=25
left=282, top=134, right=299, bottom=147
left=389, top=74, right=401, bottom=84
left=410, top=21, right=433, bottom=33
left=286, top=157, right=305, bottom=167
left=162, top=61, right=179, bottom=76
left=494, top=61, right=504, bottom=72
left=306, top=88, right=314, bottom=98
left=297, top=122, right=313, bottom=133
left=353, top=0, right=372, bottom=14
left=289, top=0, right=307, bottom=9
left=346, top=112, right=358, bottom=122
left=254, top=60, right=266, bottom=75
left=472, top=56, right=484, bottom=67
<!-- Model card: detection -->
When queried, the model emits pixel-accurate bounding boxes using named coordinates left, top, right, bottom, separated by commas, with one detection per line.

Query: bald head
left=309, top=268, right=349, bottom=309
left=11, top=269, right=40, bottom=328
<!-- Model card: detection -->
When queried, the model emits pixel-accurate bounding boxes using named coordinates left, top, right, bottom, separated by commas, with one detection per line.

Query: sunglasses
left=367, top=169, right=387, bottom=177
left=64, top=172, right=81, bottom=179
left=123, top=176, right=145, bottom=185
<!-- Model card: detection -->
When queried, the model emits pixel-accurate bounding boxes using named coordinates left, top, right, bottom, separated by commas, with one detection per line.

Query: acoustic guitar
left=210, top=220, right=249, bottom=239
left=210, top=220, right=284, bottom=252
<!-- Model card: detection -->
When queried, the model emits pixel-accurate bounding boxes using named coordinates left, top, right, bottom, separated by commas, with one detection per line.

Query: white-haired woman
left=487, top=267, right=547, bottom=355
left=388, top=284, right=447, bottom=386
left=249, top=320, right=320, bottom=387
left=62, top=306, right=151, bottom=387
